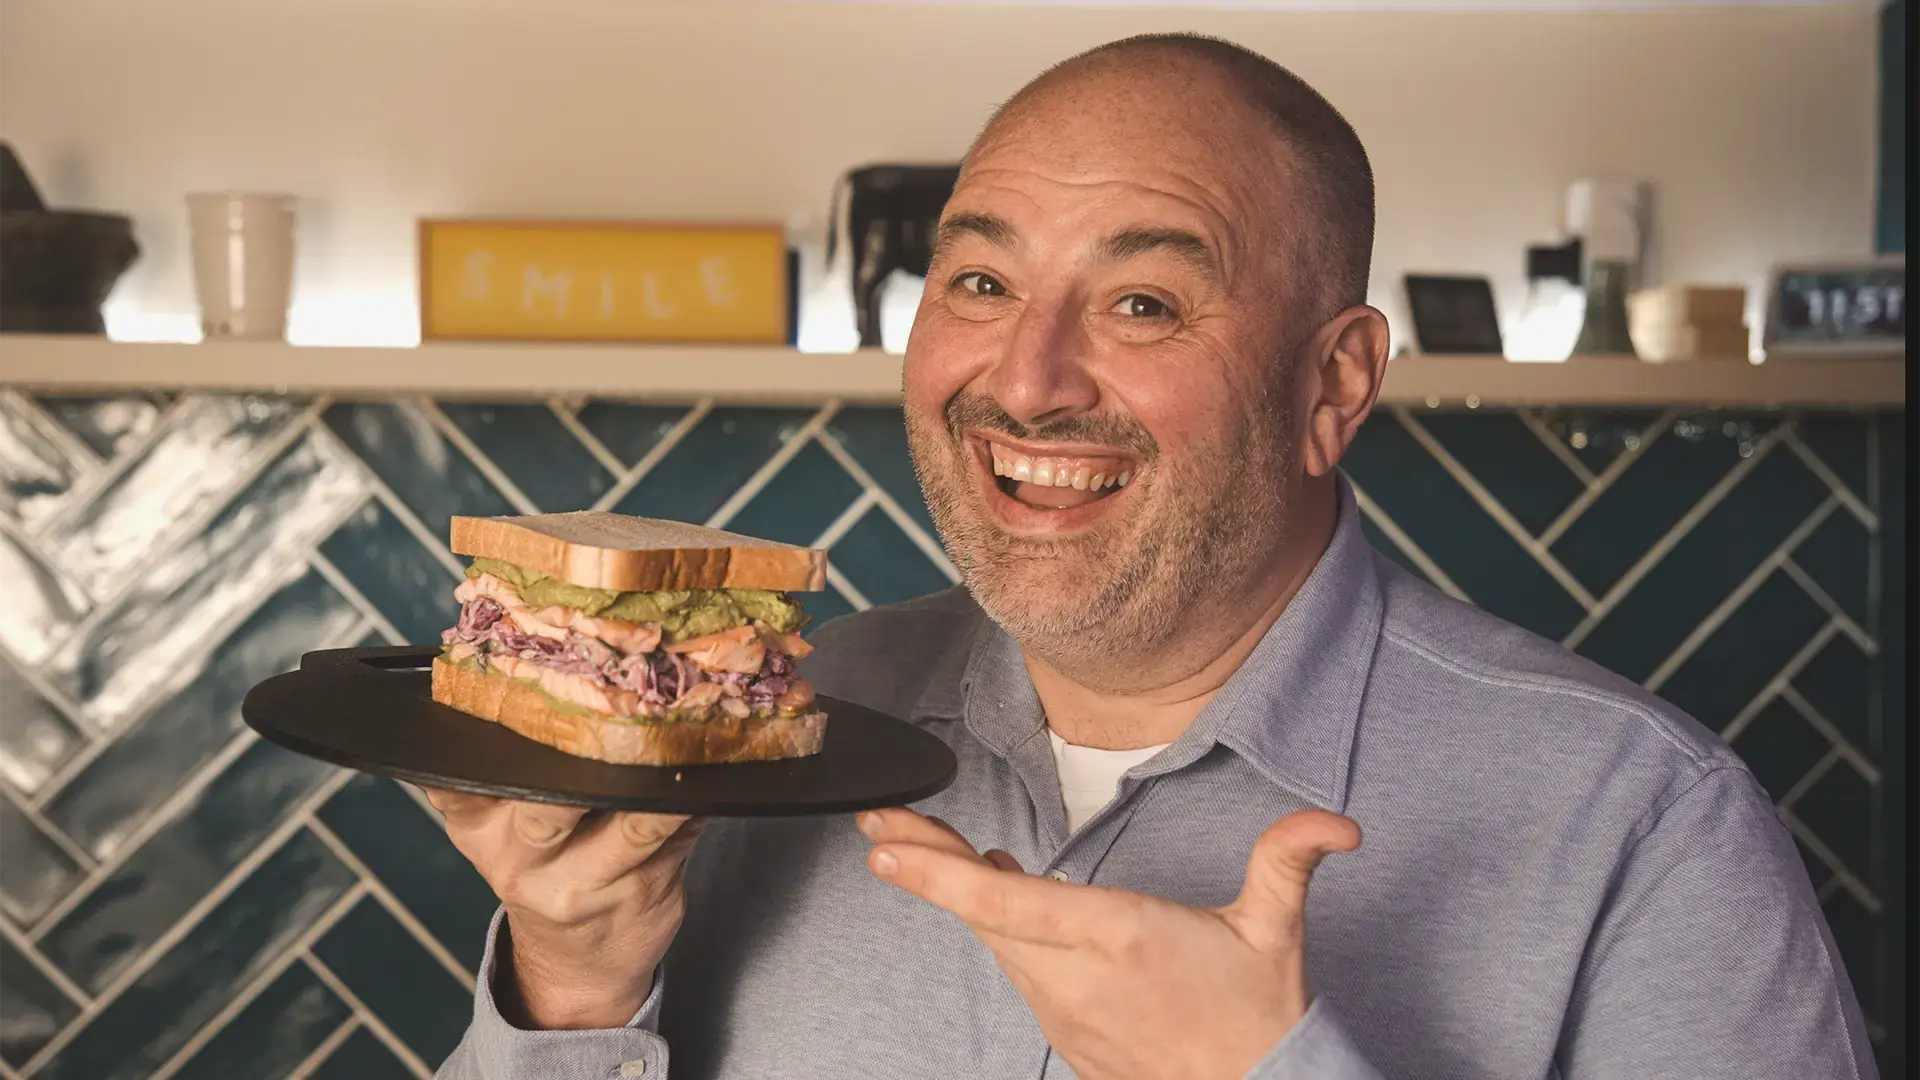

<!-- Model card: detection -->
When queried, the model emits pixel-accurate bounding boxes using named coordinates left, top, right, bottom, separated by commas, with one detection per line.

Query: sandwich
left=432, top=512, right=829, bottom=765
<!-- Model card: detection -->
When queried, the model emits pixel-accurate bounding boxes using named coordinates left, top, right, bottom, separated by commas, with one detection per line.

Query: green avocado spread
left=466, top=557, right=808, bottom=643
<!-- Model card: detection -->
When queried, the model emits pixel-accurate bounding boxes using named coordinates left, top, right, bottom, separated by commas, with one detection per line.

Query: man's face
left=903, top=67, right=1310, bottom=675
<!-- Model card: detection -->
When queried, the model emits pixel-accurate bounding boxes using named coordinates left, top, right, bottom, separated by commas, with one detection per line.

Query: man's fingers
left=983, top=848, right=1024, bottom=873
left=616, top=811, right=698, bottom=853
left=858, top=808, right=982, bottom=860
left=870, top=840, right=1094, bottom=946
left=421, top=786, right=503, bottom=821
left=511, top=802, right=592, bottom=848
left=1227, top=809, right=1362, bottom=943
left=554, top=813, right=702, bottom=889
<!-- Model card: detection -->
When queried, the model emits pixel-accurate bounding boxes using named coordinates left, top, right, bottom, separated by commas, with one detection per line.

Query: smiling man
left=433, top=34, right=1875, bottom=1080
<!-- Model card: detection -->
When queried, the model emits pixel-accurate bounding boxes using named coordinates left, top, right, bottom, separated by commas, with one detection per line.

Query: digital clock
left=1761, top=255, right=1905, bottom=360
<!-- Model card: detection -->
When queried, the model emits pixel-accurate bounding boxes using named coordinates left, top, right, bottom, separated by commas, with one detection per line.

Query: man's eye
left=1117, top=294, right=1170, bottom=319
left=955, top=273, right=1008, bottom=297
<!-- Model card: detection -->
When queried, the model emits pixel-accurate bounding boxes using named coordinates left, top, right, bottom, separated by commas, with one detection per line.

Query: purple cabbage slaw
left=442, top=597, right=795, bottom=710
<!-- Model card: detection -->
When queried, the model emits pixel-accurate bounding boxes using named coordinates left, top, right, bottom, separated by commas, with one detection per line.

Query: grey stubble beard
left=906, top=373, right=1296, bottom=691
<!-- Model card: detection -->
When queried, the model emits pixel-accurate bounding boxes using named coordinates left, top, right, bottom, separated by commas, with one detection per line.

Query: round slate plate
left=242, top=646, right=957, bottom=815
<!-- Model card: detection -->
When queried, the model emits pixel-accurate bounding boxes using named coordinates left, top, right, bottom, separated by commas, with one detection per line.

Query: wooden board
left=419, top=218, right=789, bottom=344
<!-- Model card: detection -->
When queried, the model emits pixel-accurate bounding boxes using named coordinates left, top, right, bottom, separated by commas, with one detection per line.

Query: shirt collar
left=929, top=475, right=1385, bottom=814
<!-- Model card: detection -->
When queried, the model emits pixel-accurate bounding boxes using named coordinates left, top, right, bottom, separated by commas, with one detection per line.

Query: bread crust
left=450, top=512, right=827, bottom=593
left=431, top=656, right=827, bottom=765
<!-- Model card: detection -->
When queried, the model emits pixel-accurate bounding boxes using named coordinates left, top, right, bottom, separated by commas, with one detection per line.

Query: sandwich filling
left=439, top=558, right=817, bottom=724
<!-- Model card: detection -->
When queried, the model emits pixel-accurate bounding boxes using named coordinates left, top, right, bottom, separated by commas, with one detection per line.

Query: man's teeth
left=990, top=452, right=1134, bottom=491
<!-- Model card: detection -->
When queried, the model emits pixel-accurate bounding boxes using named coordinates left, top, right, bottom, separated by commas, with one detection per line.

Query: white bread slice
left=432, top=656, right=827, bottom=765
left=449, top=512, right=827, bottom=593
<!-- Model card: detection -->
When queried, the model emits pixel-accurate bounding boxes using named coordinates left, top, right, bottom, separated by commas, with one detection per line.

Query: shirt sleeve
left=434, top=906, right=671, bottom=1079
left=1558, top=766, right=1879, bottom=1079
left=1241, top=997, right=1386, bottom=1079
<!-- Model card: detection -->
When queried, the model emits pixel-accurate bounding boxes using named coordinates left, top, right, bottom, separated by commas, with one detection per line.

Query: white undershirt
left=1047, top=728, right=1172, bottom=834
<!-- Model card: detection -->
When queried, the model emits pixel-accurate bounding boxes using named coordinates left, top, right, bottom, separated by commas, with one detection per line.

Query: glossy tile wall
left=0, top=390, right=1903, bottom=1078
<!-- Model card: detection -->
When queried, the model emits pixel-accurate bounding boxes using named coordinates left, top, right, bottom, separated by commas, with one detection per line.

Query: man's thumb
left=1228, top=810, right=1362, bottom=942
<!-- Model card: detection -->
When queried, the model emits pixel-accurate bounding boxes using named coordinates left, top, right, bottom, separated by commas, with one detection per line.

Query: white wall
left=0, top=0, right=1882, bottom=350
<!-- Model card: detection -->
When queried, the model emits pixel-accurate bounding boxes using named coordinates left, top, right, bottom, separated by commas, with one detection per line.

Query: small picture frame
left=1402, top=274, right=1504, bottom=356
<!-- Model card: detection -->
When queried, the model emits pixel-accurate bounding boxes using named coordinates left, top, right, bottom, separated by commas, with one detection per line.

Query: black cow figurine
left=825, top=163, right=962, bottom=348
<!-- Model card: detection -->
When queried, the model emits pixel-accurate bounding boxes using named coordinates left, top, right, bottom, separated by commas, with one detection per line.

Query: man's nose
left=978, top=302, right=1101, bottom=429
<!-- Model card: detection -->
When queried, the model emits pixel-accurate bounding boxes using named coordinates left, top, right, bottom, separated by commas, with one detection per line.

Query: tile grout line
left=308, top=549, right=409, bottom=645
left=1347, top=480, right=1471, bottom=601
left=16, top=769, right=358, bottom=1077
left=49, top=401, right=330, bottom=650
left=416, top=399, right=542, bottom=515
left=0, top=1058, right=19, bottom=1080
left=1536, top=410, right=1677, bottom=548
left=1778, top=684, right=1882, bottom=784
left=590, top=400, right=714, bottom=512
left=812, top=429, right=961, bottom=585
left=282, top=1016, right=363, bottom=1080
left=0, top=769, right=96, bottom=874
left=1514, top=408, right=1598, bottom=486
left=1779, top=808, right=1881, bottom=914
left=1778, top=746, right=1843, bottom=811
left=301, top=952, right=435, bottom=1079
left=704, top=402, right=841, bottom=530
left=546, top=398, right=629, bottom=478
left=0, top=905, right=90, bottom=1008
left=825, top=564, right=872, bottom=611
left=811, top=490, right=879, bottom=552
left=304, top=816, right=477, bottom=990
left=30, top=485, right=376, bottom=809
left=0, top=657, right=100, bottom=791
left=9, top=390, right=106, bottom=472
left=1719, top=621, right=1842, bottom=745
left=26, top=393, right=193, bottom=538
left=1778, top=558, right=1879, bottom=655
left=1779, top=430, right=1879, bottom=529
left=1561, top=423, right=1792, bottom=651
left=28, top=729, right=262, bottom=939
left=307, top=420, right=467, bottom=579
left=140, top=880, right=370, bottom=1080
left=1641, top=497, right=1839, bottom=692
left=1393, top=406, right=1599, bottom=611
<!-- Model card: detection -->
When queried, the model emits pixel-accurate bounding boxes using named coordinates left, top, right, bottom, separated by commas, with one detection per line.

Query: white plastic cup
left=187, top=192, right=297, bottom=341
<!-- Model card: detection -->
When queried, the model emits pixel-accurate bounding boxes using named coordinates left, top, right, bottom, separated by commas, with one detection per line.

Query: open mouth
left=971, top=434, right=1142, bottom=517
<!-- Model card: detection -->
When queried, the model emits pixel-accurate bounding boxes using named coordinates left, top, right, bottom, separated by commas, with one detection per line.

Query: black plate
left=241, top=646, right=957, bottom=815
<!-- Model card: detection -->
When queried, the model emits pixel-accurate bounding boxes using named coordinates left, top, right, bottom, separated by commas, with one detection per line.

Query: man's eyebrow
left=933, top=212, right=1020, bottom=263
left=1095, top=227, right=1224, bottom=286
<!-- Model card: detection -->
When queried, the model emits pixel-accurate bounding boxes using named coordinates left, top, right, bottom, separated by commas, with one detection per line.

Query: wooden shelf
left=0, top=335, right=1905, bottom=409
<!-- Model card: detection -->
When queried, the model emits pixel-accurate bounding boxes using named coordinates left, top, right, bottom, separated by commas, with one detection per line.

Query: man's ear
left=1298, top=306, right=1391, bottom=478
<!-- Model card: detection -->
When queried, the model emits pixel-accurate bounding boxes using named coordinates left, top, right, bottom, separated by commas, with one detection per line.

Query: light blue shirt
left=438, top=481, right=1875, bottom=1079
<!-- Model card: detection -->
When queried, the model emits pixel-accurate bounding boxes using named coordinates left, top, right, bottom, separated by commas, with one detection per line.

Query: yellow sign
left=419, top=219, right=789, bottom=343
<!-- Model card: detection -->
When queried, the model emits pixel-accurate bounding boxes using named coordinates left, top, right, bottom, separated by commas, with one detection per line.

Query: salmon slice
left=754, top=623, right=812, bottom=660
left=671, top=681, right=726, bottom=713
left=493, top=654, right=642, bottom=717
left=507, top=607, right=570, bottom=642
left=534, top=606, right=662, bottom=655
left=456, top=573, right=527, bottom=609
left=664, top=625, right=766, bottom=675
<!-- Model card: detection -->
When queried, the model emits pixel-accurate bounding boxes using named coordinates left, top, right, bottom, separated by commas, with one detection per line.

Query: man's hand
left=857, top=807, right=1360, bottom=1080
left=423, top=788, right=705, bottom=1031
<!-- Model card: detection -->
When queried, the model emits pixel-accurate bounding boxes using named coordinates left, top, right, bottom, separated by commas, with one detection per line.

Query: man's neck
left=1027, top=479, right=1339, bottom=750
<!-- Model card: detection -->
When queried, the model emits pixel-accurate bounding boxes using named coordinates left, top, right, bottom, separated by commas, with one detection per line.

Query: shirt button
left=1046, top=868, right=1071, bottom=882
left=616, top=1060, right=647, bottom=1077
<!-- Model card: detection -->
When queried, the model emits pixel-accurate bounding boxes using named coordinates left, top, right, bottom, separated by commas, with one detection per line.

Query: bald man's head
left=971, top=33, right=1374, bottom=322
